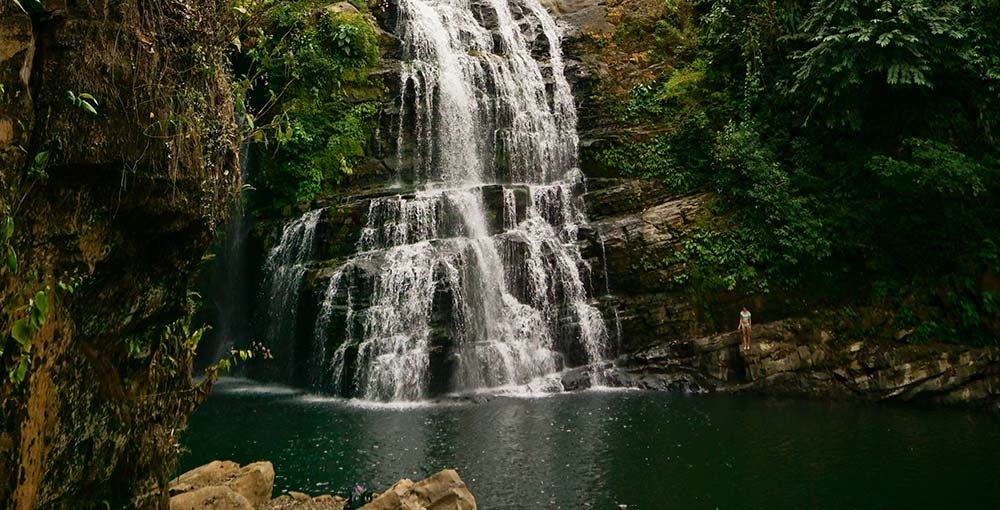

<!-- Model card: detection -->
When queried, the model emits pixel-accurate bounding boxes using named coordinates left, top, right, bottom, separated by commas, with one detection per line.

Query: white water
left=259, top=208, right=323, bottom=376
left=266, top=0, right=609, bottom=400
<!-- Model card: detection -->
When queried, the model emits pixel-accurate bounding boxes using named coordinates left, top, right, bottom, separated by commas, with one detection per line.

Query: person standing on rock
left=738, top=306, right=752, bottom=351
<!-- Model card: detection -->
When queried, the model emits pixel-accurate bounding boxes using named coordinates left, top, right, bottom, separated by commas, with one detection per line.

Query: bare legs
left=741, top=326, right=751, bottom=351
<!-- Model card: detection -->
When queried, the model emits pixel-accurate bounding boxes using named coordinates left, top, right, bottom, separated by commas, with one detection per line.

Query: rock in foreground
left=170, top=460, right=275, bottom=510
left=169, top=461, right=476, bottom=510
left=359, top=469, right=476, bottom=510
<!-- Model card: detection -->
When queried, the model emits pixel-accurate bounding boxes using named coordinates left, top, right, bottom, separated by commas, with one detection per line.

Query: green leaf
left=7, top=246, right=17, bottom=274
left=34, top=290, right=48, bottom=317
left=11, top=354, right=30, bottom=383
left=2, top=216, right=12, bottom=241
left=77, top=93, right=97, bottom=105
left=30, top=307, right=43, bottom=329
left=189, top=328, right=204, bottom=350
left=80, top=101, right=98, bottom=116
left=11, top=319, right=30, bottom=347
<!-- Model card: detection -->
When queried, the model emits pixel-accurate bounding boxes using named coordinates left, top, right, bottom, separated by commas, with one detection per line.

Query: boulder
left=170, top=462, right=476, bottom=510
left=289, top=491, right=312, bottom=502
left=230, top=462, right=277, bottom=508
left=361, top=469, right=476, bottom=510
left=170, top=460, right=275, bottom=509
left=170, top=461, right=241, bottom=494
left=170, top=486, right=254, bottom=510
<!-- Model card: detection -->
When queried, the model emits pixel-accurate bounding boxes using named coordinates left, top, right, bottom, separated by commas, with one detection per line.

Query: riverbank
left=168, top=460, right=475, bottom=510
left=593, top=319, right=1000, bottom=408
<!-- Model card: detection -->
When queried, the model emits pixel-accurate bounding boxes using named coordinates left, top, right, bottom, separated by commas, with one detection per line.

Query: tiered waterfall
left=261, top=0, right=609, bottom=400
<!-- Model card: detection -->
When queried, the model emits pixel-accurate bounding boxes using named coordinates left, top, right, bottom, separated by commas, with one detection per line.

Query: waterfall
left=198, top=110, right=254, bottom=368
left=304, top=0, right=609, bottom=400
left=260, top=208, right=323, bottom=376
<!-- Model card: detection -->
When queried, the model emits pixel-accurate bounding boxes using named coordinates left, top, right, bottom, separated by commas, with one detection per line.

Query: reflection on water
left=180, top=378, right=1000, bottom=509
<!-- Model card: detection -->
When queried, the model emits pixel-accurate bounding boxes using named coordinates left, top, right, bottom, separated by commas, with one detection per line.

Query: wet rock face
left=0, top=1, right=237, bottom=508
left=576, top=178, right=712, bottom=353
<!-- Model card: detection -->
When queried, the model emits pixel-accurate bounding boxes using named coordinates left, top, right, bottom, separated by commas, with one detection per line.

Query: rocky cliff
left=603, top=319, right=1000, bottom=406
left=548, top=0, right=1000, bottom=406
left=0, top=1, right=237, bottom=508
left=228, top=0, right=998, bottom=407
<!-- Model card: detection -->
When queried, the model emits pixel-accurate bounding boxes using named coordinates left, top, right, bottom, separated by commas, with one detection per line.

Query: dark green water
left=180, top=378, right=1000, bottom=509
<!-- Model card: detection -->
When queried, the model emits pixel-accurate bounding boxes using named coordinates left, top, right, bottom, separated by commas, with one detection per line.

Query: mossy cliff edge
left=0, top=1, right=238, bottom=508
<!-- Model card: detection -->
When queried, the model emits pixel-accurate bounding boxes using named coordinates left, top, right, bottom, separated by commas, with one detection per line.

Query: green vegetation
left=236, top=0, right=384, bottom=213
left=214, top=341, right=274, bottom=373
left=589, top=0, right=1000, bottom=345
left=66, top=91, right=99, bottom=116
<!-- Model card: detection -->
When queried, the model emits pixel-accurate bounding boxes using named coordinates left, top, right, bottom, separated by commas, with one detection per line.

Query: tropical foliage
left=591, top=0, right=1000, bottom=344
left=235, top=0, right=383, bottom=212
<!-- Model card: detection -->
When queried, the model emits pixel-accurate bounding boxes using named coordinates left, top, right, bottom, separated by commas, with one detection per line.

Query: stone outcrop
left=0, top=1, right=237, bottom=508
left=602, top=319, right=1000, bottom=406
left=170, top=487, right=255, bottom=510
left=169, top=462, right=475, bottom=510
left=579, top=179, right=712, bottom=352
left=170, top=461, right=276, bottom=510
left=360, top=469, right=476, bottom=510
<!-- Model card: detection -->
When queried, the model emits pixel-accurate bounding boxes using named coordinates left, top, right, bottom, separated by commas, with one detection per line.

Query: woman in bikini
left=738, top=306, right=752, bottom=351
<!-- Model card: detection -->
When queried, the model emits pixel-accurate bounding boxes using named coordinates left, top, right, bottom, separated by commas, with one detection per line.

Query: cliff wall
left=0, top=1, right=237, bottom=508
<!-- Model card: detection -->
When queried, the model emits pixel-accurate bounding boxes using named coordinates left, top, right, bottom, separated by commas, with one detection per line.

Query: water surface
left=180, top=378, right=1000, bottom=508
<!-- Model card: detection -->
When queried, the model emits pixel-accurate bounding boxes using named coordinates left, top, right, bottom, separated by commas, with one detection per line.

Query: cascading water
left=266, top=0, right=609, bottom=400
left=259, top=208, right=323, bottom=377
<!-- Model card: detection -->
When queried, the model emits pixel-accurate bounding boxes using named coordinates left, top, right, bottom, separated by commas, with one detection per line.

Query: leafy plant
left=6, top=289, right=51, bottom=384
left=29, top=151, right=49, bottom=179
left=215, top=341, right=273, bottom=373
left=240, top=1, right=384, bottom=212
left=788, top=0, right=970, bottom=128
left=589, top=0, right=1000, bottom=344
left=2, top=215, right=16, bottom=274
left=67, top=91, right=99, bottom=116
